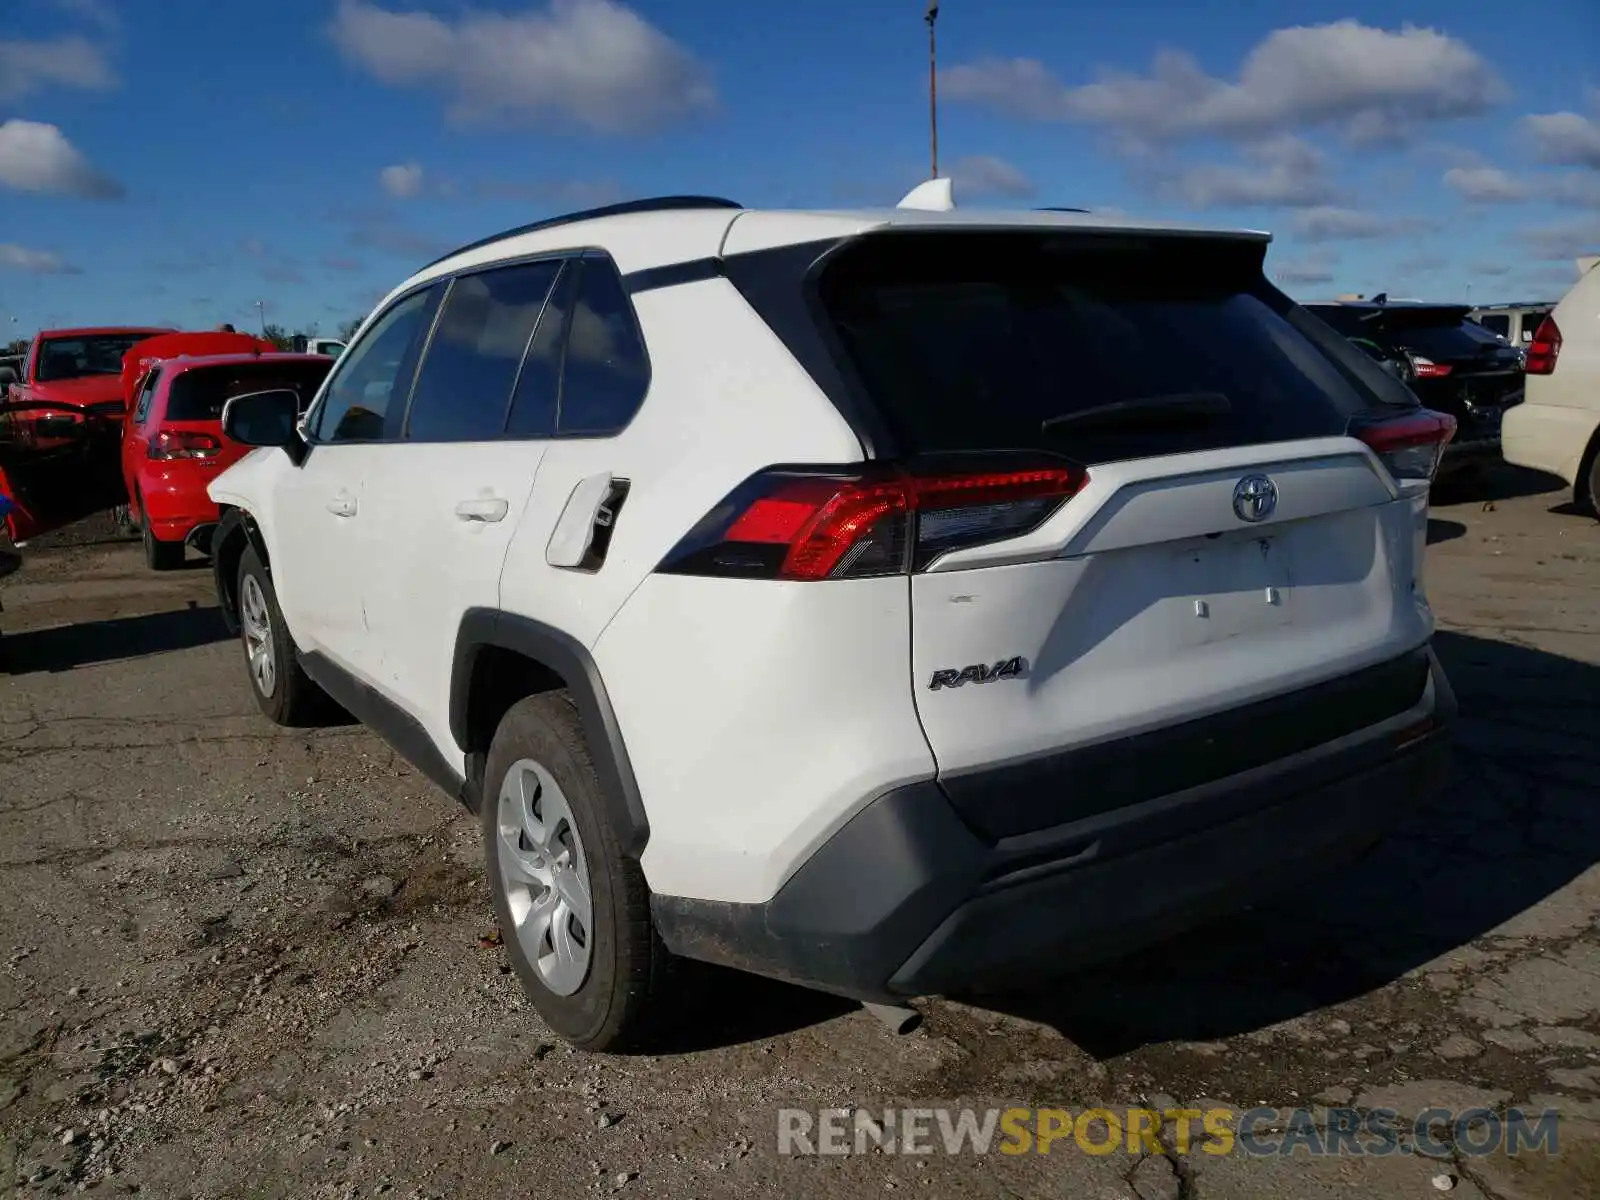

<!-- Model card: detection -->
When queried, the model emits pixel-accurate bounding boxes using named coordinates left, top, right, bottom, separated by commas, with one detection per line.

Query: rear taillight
left=1525, top=316, right=1562, bottom=375
left=1350, top=409, right=1457, bottom=484
left=1407, top=354, right=1453, bottom=379
left=148, top=429, right=222, bottom=460
left=659, top=460, right=1088, bottom=580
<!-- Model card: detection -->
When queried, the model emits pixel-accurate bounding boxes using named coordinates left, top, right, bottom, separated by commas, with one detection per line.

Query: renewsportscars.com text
left=776, top=1106, right=1562, bottom=1158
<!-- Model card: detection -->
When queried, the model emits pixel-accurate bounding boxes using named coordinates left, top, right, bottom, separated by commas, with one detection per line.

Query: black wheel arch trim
left=211, top=506, right=270, bottom=636
left=297, top=649, right=473, bottom=808
left=450, top=608, right=649, bottom=857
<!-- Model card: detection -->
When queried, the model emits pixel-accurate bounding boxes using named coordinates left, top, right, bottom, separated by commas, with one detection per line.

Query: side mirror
left=222, top=389, right=304, bottom=460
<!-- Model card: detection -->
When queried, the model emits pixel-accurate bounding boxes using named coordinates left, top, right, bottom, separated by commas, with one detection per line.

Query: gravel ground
left=1, top=465, right=1597, bottom=1199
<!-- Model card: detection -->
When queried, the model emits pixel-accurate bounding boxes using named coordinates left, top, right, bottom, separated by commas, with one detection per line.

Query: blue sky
left=2, top=0, right=1598, bottom=337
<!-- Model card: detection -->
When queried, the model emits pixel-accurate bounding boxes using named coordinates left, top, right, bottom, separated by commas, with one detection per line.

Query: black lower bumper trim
left=653, top=647, right=1454, bottom=1002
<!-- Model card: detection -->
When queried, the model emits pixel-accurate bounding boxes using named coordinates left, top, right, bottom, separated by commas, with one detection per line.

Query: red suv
left=123, top=351, right=334, bottom=569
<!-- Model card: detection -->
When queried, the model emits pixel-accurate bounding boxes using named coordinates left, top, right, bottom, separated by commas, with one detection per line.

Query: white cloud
left=1517, top=217, right=1600, bottom=262
left=1291, top=206, right=1433, bottom=241
left=1159, top=136, right=1337, bottom=208
left=0, top=243, right=78, bottom=274
left=944, top=21, right=1504, bottom=145
left=1522, top=111, right=1600, bottom=170
left=1272, top=247, right=1338, bottom=287
left=1443, top=166, right=1528, bottom=203
left=1438, top=163, right=1600, bottom=208
left=0, top=35, right=115, bottom=100
left=0, top=119, right=123, bottom=199
left=327, top=0, right=715, bottom=134
left=948, top=155, right=1034, bottom=199
left=380, top=162, right=424, bottom=198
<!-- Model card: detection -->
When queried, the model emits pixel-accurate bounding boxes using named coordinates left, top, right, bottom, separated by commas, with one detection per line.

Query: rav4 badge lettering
left=928, top=656, right=1027, bottom=691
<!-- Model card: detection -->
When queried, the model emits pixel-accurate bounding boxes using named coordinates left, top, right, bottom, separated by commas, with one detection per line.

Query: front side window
left=406, top=259, right=562, bottom=442
left=310, top=286, right=442, bottom=443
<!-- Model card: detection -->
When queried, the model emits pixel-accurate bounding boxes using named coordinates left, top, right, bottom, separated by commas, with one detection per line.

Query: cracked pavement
left=1, top=466, right=1598, bottom=1199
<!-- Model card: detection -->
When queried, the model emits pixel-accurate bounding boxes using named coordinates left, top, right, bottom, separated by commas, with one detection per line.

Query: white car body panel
left=1503, top=262, right=1600, bottom=491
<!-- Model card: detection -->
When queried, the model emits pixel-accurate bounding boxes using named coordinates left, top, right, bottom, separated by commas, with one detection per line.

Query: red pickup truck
left=1, top=325, right=173, bottom=542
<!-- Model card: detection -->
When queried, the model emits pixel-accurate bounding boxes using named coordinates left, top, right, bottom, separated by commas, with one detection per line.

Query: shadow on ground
left=647, top=961, right=858, bottom=1053
left=959, top=629, right=1600, bottom=1058
left=1435, top=463, right=1565, bottom=507
left=1427, top=518, right=1466, bottom=545
left=1, top=601, right=232, bottom=674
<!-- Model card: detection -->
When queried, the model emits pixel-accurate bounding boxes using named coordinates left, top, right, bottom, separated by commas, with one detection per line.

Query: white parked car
left=1502, top=258, right=1600, bottom=515
left=207, top=187, right=1457, bottom=1049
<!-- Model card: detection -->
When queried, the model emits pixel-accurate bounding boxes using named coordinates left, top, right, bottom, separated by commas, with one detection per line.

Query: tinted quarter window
left=167, top=360, right=335, bottom=422
left=406, top=259, right=562, bottom=442
left=557, top=256, right=650, bottom=436
left=506, top=259, right=577, bottom=439
left=1478, top=315, right=1510, bottom=336
left=817, top=232, right=1377, bottom=463
left=134, top=371, right=160, bottom=423
left=311, top=285, right=442, bottom=443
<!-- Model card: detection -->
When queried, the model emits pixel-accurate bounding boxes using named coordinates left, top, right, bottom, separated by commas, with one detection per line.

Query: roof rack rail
left=1035, top=206, right=1090, bottom=213
left=422, top=195, right=744, bottom=269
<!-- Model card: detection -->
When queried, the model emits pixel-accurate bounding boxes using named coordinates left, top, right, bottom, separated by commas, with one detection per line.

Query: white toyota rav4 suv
left=207, top=189, right=1457, bottom=1050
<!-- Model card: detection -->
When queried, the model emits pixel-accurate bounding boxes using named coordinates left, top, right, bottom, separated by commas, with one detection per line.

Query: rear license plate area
left=1170, top=535, right=1294, bottom=643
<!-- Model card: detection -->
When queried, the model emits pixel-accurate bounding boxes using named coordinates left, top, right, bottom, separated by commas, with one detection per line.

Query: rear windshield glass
left=815, top=233, right=1382, bottom=462
left=37, top=334, right=163, bottom=382
left=165, top=360, right=334, bottom=422
left=1401, top=320, right=1507, bottom=360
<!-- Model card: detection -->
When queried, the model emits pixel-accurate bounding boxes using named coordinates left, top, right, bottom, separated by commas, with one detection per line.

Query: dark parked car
left=1304, top=299, right=1523, bottom=481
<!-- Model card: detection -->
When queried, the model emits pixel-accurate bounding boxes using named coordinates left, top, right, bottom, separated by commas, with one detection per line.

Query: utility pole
left=256, top=299, right=266, bottom=335
left=926, top=2, right=940, bottom=179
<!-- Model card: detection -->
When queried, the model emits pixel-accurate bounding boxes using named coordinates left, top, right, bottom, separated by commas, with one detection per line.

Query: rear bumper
left=1502, top=401, right=1600, bottom=488
left=653, top=646, right=1456, bottom=1002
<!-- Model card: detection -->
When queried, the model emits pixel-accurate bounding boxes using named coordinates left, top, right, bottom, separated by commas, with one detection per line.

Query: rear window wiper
left=1040, top=391, right=1231, bottom=434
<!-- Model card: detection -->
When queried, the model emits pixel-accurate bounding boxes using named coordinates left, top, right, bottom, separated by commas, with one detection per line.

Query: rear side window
left=505, top=259, right=577, bottom=439
left=815, top=233, right=1379, bottom=463
left=1477, top=314, right=1510, bottom=337
left=166, top=360, right=334, bottom=422
left=406, top=259, right=562, bottom=442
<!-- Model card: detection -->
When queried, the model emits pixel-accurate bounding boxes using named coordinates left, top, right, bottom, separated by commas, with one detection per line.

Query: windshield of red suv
left=165, top=360, right=335, bottom=422
left=36, top=334, right=164, bottom=382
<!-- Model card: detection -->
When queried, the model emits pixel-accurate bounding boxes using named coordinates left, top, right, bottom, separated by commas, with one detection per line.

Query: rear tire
left=1578, top=438, right=1600, bottom=519
left=482, top=693, right=666, bottom=1051
left=139, top=494, right=184, bottom=571
left=236, top=545, right=326, bottom=725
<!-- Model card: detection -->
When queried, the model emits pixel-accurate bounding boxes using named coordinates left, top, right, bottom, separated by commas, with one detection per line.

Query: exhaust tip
left=863, top=1002, right=922, bottom=1035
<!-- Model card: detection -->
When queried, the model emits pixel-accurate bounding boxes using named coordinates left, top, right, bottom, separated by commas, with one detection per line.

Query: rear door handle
left=327, top=493, right=357, bottom=517
left=455, top=497, right=509, bottom=523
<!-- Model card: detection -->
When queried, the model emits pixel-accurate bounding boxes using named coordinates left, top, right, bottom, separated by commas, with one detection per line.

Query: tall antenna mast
left=926, top=2, right=940, bottom=179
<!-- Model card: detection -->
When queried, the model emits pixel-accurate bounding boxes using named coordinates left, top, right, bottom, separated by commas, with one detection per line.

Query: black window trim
left=300, top=246, right=654, bottom=448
